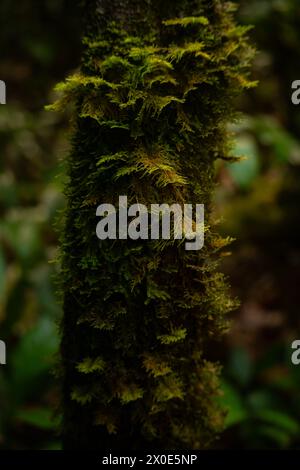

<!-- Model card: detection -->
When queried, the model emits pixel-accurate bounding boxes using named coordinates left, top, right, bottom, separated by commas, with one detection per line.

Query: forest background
left=0, top=0, right=300, bottom=450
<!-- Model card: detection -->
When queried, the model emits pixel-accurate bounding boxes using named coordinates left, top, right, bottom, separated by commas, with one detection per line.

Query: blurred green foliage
left=216, top=0, right=300, bottom=449
left=0, top=104, right=66, bottom=449
left=218, top=346, right=300, bottom=448
left=1, top=0, right=300, bottom=450
left=0, top=0, right=80, bottom=449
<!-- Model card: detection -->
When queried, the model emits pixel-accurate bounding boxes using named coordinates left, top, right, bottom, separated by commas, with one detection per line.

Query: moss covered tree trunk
left=55, top=0, right=253, bottom=450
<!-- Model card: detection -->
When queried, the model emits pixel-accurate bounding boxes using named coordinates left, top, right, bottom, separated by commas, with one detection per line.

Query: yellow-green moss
left=51, top=0, right=254, bottom=450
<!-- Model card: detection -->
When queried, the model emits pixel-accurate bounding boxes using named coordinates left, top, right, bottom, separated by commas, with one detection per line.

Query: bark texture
left=53, top=0, right=254, bottom=450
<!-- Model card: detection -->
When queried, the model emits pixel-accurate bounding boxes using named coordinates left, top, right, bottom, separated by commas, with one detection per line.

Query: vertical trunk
left=57, top=0, right=253, bottom=450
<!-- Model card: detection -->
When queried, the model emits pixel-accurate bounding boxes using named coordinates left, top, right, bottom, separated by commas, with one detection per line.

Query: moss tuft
left=51, top=0, right=254, bottom=449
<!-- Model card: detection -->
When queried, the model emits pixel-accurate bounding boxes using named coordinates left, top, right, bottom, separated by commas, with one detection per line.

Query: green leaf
left=256, top=409, right=300, bottom=435
left=217, top=380, right=248, bottom=427
left=15, top=407, right=59, bottom=431
left=254, top=116, right=300, bottom=164
left=227, top=347, right=253, bottom=387
left=256, top=425, right=291, bottom=449
left=228, top=135, right=260, bottom=189
left=247, top=390, right=276, bottom=412
left=11, top=317, right=59, bottom=401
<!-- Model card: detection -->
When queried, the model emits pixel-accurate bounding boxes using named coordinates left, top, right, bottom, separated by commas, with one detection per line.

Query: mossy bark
left=56, top=0, right=254, bottom=450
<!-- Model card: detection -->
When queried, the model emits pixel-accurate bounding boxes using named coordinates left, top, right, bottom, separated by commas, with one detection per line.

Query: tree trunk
left=56, top=0, right=253, bottom=450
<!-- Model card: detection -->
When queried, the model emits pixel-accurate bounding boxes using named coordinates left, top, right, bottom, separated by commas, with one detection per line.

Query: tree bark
left=58, top=0, right=253, bottom=450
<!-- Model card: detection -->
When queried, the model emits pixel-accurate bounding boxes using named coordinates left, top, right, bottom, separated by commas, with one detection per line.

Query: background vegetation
left=0, top=0, right=300, bottom=449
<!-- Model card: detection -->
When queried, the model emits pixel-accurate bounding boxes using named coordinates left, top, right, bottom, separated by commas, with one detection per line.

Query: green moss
left=163, top=16, right=209, bottom=27
left=51, top=0, right=254, bottom=449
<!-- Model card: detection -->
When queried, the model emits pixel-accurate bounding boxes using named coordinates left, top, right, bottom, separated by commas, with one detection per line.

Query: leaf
left=217, top=380, right=248, bottom=427
left=228, top=135, right=260, bottom=189
left=254, top=116, right=300, bottom=164
left=247, top=390, right=276, bottom=412
left=256, top=409, right=300, bottom=435
left=256, top=425, right=291, bottom=449
left=11, top=317, right=59, bottom=401
left=227, top=347, right=253, bottom=387
left=15, top=407, right=59, bottom=431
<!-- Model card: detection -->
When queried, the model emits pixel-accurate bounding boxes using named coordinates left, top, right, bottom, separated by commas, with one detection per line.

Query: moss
left=51, top=0, right=254, bottom=449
